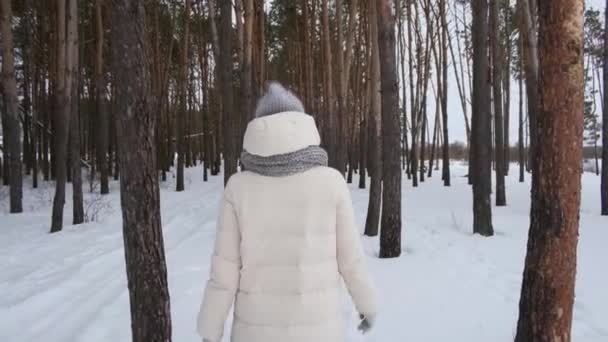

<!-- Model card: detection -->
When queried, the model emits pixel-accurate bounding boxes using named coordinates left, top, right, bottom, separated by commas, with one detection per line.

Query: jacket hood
left=242, top=111, right=321, bottom=157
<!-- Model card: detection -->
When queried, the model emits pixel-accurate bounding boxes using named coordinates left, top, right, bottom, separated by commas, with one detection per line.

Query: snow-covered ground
left=1, top=163, right=606, bottom=342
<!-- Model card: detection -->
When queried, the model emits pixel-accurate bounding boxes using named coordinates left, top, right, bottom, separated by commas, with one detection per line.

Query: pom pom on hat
left=254, top=82, right=305, bottom=118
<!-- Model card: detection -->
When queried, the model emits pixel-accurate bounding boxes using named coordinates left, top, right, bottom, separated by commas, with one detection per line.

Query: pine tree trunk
left=111, top=1, right=172, bottom=341
left=235, top=0, right=244, bottom=79
left=365, top=116, right=381, bottom=237
left=321, top=0, right=336, bottom=169
left=207, top=0, right=220, bottom=178
left=337, top=0, right=358, bottom=175
left=68, top=0, right=83, bottom=225
left=440, top=0, right=450, bottom=186
left=602, top=0, right=608, bottom=215
left=0, top=0, right=23, bottom=213
left=471, top=0, right=494, bottom=236
left=96, top=0, right=109, bottom=194
left=51, top=0, right=70, bottom=232
left=220, top=0, right=237, bottom=185
left=518, top=0, right=539, bottom=172
left=50, top=88, right=56, bottom=182
left=0, top=144, right=3, bottom=185
left=420, top=110, right=427, bottom=182
left=418, top=3, right=432, bottom=185
left=407, top=0, right=418, bottom=186
left=515, top=2, right=584, bottom=340
left=358, top=118, right=367, bottom=189
left=22, top=17, right=33, bottom=177
left=242, top=0, right=254, bottom=123
left=503, top=0, right=512, bottom=175
left=176, top=0, right=191, bottom=192
left=377, top=0, right=402, bottom=258
left=335, top=0, right=346, bottom=174
left=256, top=0, right=265, bottom=93
left=428, top=100, right=439, bottom=179
left=112, top=107, right=119, bottom=181
left=397, top=4, right=408, bottom=173
left=207, top=0, right=220, bottom=62
left=364, top=0, right=381, bottom=238
left=467, top=3, right=475, bottom=186
left=203, top=48, right=211, bottom=182
left=518, top=42, right=525, bottom=183
left=2, top=111, right=9, bottom=185
left=491, top=0, right=506, bottom=206
left=42, top=94, right=50, bottom=181
left=31, top=31, right=39, bottom=189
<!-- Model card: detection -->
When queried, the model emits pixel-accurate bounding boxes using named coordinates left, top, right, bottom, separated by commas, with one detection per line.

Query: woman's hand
left=357, top=313, right=376, bottom=334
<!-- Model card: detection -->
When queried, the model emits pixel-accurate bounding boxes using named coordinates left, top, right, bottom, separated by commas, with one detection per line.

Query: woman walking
left=197, top=82, right=378, bottom=342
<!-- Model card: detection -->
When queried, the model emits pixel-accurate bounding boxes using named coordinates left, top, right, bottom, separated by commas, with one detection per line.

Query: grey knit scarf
left=240, top=146, right=328, bottom=177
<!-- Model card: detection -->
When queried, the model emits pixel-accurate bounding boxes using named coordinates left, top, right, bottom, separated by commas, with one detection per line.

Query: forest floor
left=1, top=162, right=607, bottom=342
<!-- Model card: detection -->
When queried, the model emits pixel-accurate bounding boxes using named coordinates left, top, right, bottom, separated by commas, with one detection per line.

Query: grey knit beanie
left=254, top=82, right=305, bottom=118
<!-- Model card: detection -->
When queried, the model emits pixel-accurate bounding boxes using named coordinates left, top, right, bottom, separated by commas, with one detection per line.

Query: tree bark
left=440, top=0, right=450, bottom=186
left=491, top=0, right=506, bottom=206
left=96, top=0, right=109, bottom=194
left=220, top=0, right=237, bottom=185
left=256, top=0, right=265, bottom=93
left=376, top=0, right=402, bottom=258
left=111, top=1, right=172, bottom=341
left=364, top=0, right=381, bottom=238
left=397, top=3, right=408, bottom=173
left=428, top=96, right=440, bottom=179
left=321, top=0, right=336, bottom=169
left=51, top=0, right=70, bottom=232
left=22, top=7, right=33, bottom=178
left=31, top=7, right=38, bottom=189
left=68, top=0, right=83, bottom=224
left=602, top=0, right=608, bottom=215
left=418, top=2, right=432, bottom=185
left=515, top=1, right=584, bottom=340
left=0, top=0, right=23, bottom=213
left=358, top=117, right=367, bottom=189
left=420, top=107, right=427, bottom=182
left=2, top=105, right=9, bottom=186
left=336, top=0, right=359, bottom=175
left=42, top=84, right=50, bottom=181
left=207, top=0, right=220, bottom=62
left=407, top=0, right=418, bottom=186
left=301, top=0, right=313, bottom=112
left=503, top=0, right=511, bottom=175
left=203, top=46, right=212, bottom=182
left=235, top=0, right=244, bottom=72
left=471, top=0, right=494, bottom=236
left=176, top=0, right=191, bottom=192
left=242, top=0, right=254, bottom=124
left=335, top=0, right=346, bottom=174
left=518, top=0, right=539, bottom=172
left=519, top=39, right=525, bottom=183
left=466, top=2, right=475, bottom=185
left=206, top=0, right=223, bottom=178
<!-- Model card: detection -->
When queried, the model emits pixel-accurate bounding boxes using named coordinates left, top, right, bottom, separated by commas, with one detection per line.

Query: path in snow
left=1, top=163, right=606, bottom=342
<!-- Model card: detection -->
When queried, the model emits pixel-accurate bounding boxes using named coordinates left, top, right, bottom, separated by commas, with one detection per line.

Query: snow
left=1, top=163, right=607, bottom=342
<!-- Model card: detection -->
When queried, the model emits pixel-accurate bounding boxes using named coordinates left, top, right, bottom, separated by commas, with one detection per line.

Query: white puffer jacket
left=197, top=111, right=377, bottom=342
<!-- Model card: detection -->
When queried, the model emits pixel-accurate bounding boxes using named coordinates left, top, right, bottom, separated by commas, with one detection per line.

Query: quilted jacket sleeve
left=197, top=182, right=241, bottom=342
left=335, top=178, right=378, bottom=318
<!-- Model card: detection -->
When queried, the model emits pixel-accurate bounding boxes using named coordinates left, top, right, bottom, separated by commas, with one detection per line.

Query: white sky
left=588, top=0, right=606, bottom=10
